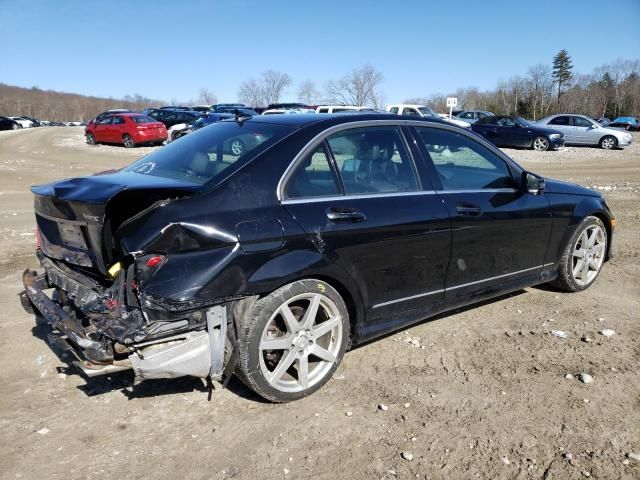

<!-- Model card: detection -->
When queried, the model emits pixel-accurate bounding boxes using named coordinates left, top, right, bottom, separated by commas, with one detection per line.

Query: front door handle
left=456, top=204, right=481, bottom=215
left=326, top=207, right=366, bottom=223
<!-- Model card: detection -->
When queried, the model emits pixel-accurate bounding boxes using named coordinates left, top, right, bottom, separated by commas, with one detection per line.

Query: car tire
left=551, top=215, right=607, bottom=292
left=599, top=135, right=617, bottom=150
left=123, top=134, right=135, bottom=148
left=12, top=123, right=20, bottom=130
left=170, top=131, right=179, bottom=142
left=236, top=279, right=349, bottom=402
left=532, top=136, right=549, bottom=151
left=85, top=133, right=96, bottom=145
left=230, top=138, right=245, bottom=156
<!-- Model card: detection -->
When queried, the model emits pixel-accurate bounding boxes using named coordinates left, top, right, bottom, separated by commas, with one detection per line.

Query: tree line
left=1, top=52, right=638, bottom=122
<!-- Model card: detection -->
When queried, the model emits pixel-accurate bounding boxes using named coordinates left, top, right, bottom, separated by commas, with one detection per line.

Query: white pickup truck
left=386, top=104, right=470, bottom=128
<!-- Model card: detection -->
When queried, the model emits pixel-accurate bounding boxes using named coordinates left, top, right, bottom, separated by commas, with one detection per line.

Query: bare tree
left=297, top=80, right=320, bottom=105
left=238, top=71, right=292, bottom=107
left=197, top=87, right=218, bottom=105
left=261, top=70, right=292, bottom=105
left=238, top=78, right=263, bottom=108
left=325, top=64, right=385, bottom=107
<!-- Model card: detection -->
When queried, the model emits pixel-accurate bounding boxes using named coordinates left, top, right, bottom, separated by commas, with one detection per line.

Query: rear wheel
left=532, top=136, right=549, bottom=151
left=236, top=279, right=349, bottom=402
left=551, top=216, right=607, bottom=292
left=599, top=135, right=617, bottom=150
left=85, top=133, right=96, bottom=145
left=123, top=134, right=135, bottom=148
left=12, top=123, right=20, bottom=130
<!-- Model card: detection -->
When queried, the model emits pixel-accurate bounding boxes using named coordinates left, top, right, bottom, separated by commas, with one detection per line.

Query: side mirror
left=523, top=172, right=544, bottom=195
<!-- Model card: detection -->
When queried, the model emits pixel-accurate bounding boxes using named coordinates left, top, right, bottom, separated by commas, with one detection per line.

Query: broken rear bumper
left=22, top=268, right=131, bottom=377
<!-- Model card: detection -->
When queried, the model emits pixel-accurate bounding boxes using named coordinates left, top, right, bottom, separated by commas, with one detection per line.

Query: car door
left=499, top=117, right=531, bottom=147
left=546, top=116, right=574, bottom=142
left=111, top=115, right=126, bottom=143
left=411, top=125, right=552, bottom=303
left=571, top=115, right=598, bottom=145
left=281, top=124, right=451, bottom=325
left=94, top=116, right=114, bottom=142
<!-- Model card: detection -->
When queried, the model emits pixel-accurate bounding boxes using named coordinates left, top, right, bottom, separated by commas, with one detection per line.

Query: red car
left=85, top=113, right=167, bottom=148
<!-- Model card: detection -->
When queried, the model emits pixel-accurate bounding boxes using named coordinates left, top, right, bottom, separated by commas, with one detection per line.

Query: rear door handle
left=456, top=204, right=481, bottom=215
left=326, top=207, right=366, bottom=223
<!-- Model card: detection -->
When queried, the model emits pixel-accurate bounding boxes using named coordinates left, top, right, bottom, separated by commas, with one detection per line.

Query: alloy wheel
left=571, top=224, right=606, bottom=287
left=533, top=137, right=549, bottom=151
left=123, top=135, right=134, bottom=148
left=230, top=139, right=244, bottom=155
left=258, top=292, right=343, bottom=393
left=601, top=137, right=616, bottom=149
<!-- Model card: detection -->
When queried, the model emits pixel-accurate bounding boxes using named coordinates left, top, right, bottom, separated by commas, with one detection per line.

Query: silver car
left=535, top=114, right=633, bottom=149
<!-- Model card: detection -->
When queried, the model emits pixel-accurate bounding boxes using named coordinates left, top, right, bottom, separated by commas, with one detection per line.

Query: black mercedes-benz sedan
left=472, top=116, right=565, bottom=151
left=21, top=113, right=614, bottom=402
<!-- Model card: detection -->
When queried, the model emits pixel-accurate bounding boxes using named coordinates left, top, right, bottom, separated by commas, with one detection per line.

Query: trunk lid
left=33, top=171, right=201, bottom=275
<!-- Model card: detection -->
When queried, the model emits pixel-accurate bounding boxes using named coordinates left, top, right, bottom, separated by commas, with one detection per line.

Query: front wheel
left=551, top=216, right=607, bottom=292
left=599, top=135, right=617, bottom=150
left=532, top=136, right=549, bottom=151
left=12, top=123, right=20, bottom=130
left=236, top=279, right=349, bottom=402
left=122, top=134, right=135, bottom=148
left=85, top=133, right=96, bottom=145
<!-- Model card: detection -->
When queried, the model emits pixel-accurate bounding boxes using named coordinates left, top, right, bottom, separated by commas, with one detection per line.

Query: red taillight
left=146, top=256, right=164, bottom=268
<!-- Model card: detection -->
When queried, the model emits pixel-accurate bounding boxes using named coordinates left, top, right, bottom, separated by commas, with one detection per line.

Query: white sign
left=446, top=97, right=458, bottom=108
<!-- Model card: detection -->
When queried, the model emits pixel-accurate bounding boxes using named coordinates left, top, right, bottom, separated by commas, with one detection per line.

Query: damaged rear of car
left=22, top=119, right=298, bottom=385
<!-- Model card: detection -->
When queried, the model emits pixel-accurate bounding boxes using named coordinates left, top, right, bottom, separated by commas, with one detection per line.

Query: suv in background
left=386, top=104, right=471, bottom=128
left=147, top=109, right=202, bottom=129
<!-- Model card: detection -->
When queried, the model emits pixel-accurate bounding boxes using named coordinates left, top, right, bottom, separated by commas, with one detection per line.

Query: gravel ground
left=0, top=127, right=638, bottom=480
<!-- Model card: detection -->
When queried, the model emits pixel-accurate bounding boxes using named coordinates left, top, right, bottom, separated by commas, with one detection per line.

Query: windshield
left=124, top=121, right=295, bottom=185
left=515, top=117, right=532, bottom=127
left=417, top=106, right=438, bottom=118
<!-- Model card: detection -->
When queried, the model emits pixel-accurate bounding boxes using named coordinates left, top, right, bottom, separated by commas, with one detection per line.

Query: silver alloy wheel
left=12, top=123, right=19, bottom=130
left=601, top=137, right=616, bottom=149
left=258, top=292, right=343, bottom=393
left=571, top=224, right=606, bottom=286
left=230, top=139, right=244, bottom=155
left=123, top=135, right=134, bottom=148
left=533, top=137, right=549, bottom=151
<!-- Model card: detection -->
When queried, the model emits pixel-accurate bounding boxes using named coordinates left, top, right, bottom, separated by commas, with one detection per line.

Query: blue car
left=609, top=117, right=639, bottom=131
left=472, top=116, right=564, bottom=151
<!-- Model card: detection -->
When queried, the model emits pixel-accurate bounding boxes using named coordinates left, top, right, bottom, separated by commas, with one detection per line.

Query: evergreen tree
left=552, top=49, right=574, bottom=104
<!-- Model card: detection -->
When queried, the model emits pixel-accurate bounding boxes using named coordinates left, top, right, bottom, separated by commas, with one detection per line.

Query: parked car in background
left=190, top=105, right=212, bottom=112
left=9, top=116, right=34, bottom=128
left=210, top=103, right=246, bottom=113
left=609, top=116, right=639, bottom=131
left=147, top=109, right=202, bottom=129
left=262, top=108, right=315, bottom=115
left=85, top=113, right=167, bottom=148
left=535, top=114, right=633, bottom=149
left=88, top=109, right=133, bottom=127
left=267, top=103, right=312, bottom=110
left=316, top=105, right=374, bottom=113
left=472, top=116, right=564, bottom=151
left=168, top=112, right=234, bottom=142
left=595, top=117, right=611, bottom=127
left=0, top=116, right=22, bottom=130
left=23, top=113, right=614, bottom=402
left=387, top=104, right=471, bottom=128
left=211, top=107, right=259, bottom=116
left=455, top=110, right=495, bottom=124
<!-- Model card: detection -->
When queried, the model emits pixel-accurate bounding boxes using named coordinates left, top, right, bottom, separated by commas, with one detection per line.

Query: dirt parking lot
left=0, top=127, right=638, bottom=480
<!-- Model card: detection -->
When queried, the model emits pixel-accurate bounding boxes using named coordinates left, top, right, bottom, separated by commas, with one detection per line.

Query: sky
left=1, top=0, right=639, bottom=104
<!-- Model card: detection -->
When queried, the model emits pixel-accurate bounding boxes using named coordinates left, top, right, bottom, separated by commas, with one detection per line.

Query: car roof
left=221, top=112, right=452, bottom=128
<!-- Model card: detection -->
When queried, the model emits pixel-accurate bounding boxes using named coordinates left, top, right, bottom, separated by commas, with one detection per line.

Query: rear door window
left=113, top=116, right=125, bottom=125
left=285, top=144, right=340, bottom=199
left=327, top=127, right=420, bottom=194
left=415, top=127, right=516, bottom=190
left=549, top=116, right=570, bottom=126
